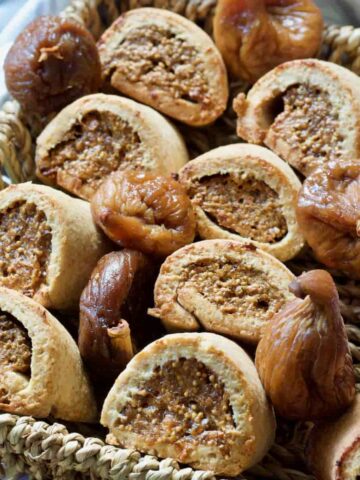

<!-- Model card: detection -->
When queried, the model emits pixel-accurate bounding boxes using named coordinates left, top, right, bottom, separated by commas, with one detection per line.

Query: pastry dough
left=101, top=332, right=276, bottom=476
left=97, top=8, right=229, bottom=126
left=149, top=239, right=295, bottom=343
left=179, top=144, right=304, bottom=261
left=36, top=93, right=188, bottom=200
left=233, top=59, right=360, bottom=176
left=0, top=287, right=96, bottom=422
left=0, top=182, right=109, bottom=310
left=308, top=394, right=360, bottom=480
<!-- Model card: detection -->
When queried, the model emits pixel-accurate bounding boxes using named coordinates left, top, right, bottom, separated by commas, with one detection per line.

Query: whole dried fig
left=297, top=160, right=360, bottom=279
left=79, top=249, right=161, bottom=384
left=91, top=171, right=196, bottom=257
left=213, top=0, right=323, bottom=84
left=255, top=270, right=355, bottom=421
left=4, top=16, right=101, bottom=115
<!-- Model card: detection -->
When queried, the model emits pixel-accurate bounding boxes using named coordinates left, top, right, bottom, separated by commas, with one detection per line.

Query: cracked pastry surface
left=101, top=332, right=276, bottom=476
left=179, top=144, right=303, bottom=261
left=233, top=59, right=360, bottom=177
left=0, top=287, right=96, bottom=422
left=97, top=8, right=228, bottom=126
left=149, top=239, right=295, bottom=343
left=0, top=182, right=109, bottom=310
left=36, top=93, right=188, bottom=200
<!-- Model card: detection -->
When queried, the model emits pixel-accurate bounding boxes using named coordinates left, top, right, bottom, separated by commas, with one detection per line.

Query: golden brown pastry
left=97, top=8, right=229, bottom=126
left=214, top=0, right=323, bottom=84
left=149, top=239, right=295, bottom=343
left=179, top=144, right=304, bottom=261
left=308, top=394, right=360, bottom=480
left=297, top=160, right=360, bottom=279
left=234, top=59, right=360, bottom=176
left=0, top=287, right=96, bottom=422
left=101, top=332, right=276, bottom=476
left=36, top=93, right=188, bottom=200
left=0, top=182, right=109, bottom=310
left=256, top=270, right=355, bottom=421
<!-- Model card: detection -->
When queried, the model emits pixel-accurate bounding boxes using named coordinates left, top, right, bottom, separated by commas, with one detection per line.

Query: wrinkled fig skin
left=91, top=171, right=196, bottom=257
left=297, top=161, right=360, bottom=279
left=79, top=250, right=161, bottom=384
left=213, top=0, right=323, bottom=84
left=4, top=16, right=101, bottom=116
left=255, top=270, right=355, bottom=421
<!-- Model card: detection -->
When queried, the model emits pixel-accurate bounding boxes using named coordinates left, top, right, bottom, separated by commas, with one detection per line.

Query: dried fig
left=213, top=0, right=323, bottom=84
left=91, top=171, right=196, bottom=257
left=255, top=270, right=355, bottom=421
left=79, top=250, right=161, bottom=384
left=297, top=160, right=360, bottom=279
left=4, top=16, right=101, bottom=115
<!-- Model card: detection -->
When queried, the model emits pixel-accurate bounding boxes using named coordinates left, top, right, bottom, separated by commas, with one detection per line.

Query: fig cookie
left=179, top=144, right=303, bottom=262
left=101, top=332, right=276, bottom=476
left=36, top=94, right=188, bottom=201
left=234, top=59, right=360, bottom=177
left=97, top=8, right=229, bottom=126
left=149, top=239, right=295, bottom=343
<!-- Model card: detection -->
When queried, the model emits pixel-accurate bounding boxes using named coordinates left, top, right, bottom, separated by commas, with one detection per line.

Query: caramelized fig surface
left=91, top=171, right=196, bottom=257
left=213, top=0, right=323, bottom=83
left=297, top=160, right=360, bottom=279
left=255, top=270, right=355, bottom=421
left=4, top=16, right=101, bottom=115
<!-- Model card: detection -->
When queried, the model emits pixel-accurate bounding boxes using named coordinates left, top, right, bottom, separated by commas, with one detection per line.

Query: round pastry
left=308, top=394, right=360, bottom=480
left=0, top=182, right=109, bottom=310
left=233, top=59, right=360, bottom=177
left=0, top=287, right=96, bottom=422
left=97, top=8, right=229, bottom=126
left=101, top=332, right=276, bottom=476
left=149, top=239, right=295, bottom=343
left=36, top=93, right=188, bottom=200
left=179, top=144, right=304, bottom=261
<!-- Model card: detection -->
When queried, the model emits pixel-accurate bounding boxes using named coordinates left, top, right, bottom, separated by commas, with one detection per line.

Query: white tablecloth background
left=0, top=0, right=360, bottom=107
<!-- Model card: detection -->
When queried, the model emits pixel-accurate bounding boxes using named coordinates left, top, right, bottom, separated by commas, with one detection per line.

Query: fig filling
left=105, top=25, right=210, bottom=105
left=0, top=201, right=51, bottom=296
left=188, top=173, right=287, bottom=243
left=0, top=311, right=31, bottom=404
left=339, top=438, right=360, bottom=479
left=268, top=84, right=344, bottom=173
left=180, top=259, right=287, bottom=319
left=39, top=111, right=148, bottom=199
left=116, top=358, right=235, bottom=453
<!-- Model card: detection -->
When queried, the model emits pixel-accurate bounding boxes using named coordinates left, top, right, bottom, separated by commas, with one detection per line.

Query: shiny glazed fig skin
left=255, top=270, right=355, bottom=421
left=297, top=160, right=360, bottom=279
left=213, top=0, right=323, bottom=84
left=91, top=171, right=196, bottom=257
left=4, top=16, right=101, bottom=115
left=79, top=250, right=160, bottom=384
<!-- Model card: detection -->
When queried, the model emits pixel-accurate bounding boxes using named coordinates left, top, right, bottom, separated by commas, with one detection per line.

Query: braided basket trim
left=0, top=1, right=360, bottom=479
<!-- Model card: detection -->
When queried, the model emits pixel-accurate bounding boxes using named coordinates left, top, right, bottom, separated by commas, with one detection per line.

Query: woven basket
left=0, top=1, right=360, bottom=479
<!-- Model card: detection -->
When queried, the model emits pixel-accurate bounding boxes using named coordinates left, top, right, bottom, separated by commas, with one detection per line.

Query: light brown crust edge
left=101, top=332, right=276, bottom=476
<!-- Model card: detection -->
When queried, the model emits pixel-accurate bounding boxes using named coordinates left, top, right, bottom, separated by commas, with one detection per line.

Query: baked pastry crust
left=149, top=239, right=295, bottom=343
left=0, top=182, right=109, bottom=310
left=36, top=93, right=189, bottom=200
left=233, top=59, right=360, bottom=176
left=97, top=8, right=229, bottom=126
left=0, top=287, right=96, bottom=422
left=101, top=332, right=276, bottom=476
left=179, top=144, right=304, bottom=261
left=308, top=394, right=360, bottom=480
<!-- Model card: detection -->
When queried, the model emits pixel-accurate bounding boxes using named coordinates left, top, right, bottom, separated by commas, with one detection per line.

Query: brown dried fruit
left=255, top=270, right=355, bottom=421
left=4, top=16, right=101, bottom=115
left=297, top=160, right=360, bottom=279
left=91, top=171, right=196, bottom=257
left=213, top=0, right=323, bottom=84
left=79, top=250, right=160, bottom=384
